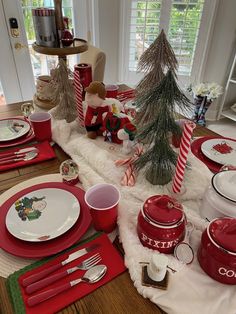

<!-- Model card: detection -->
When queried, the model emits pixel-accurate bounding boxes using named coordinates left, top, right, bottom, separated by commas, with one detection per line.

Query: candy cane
left=115, top=145, right=143, bottom=186
left=74, top=65, right=84, bottom=127
left=172, top=121, right=196, bottom=194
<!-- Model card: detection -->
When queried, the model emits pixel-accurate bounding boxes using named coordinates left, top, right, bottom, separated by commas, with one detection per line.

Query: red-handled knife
left=22, top=243, right=99, bottom=287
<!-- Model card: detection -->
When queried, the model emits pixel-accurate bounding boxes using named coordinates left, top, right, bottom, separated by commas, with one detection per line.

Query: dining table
left=0, top=99, right=220, bottom=314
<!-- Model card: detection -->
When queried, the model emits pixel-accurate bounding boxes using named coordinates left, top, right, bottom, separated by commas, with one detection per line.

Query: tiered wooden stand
left=32, top=39, right=88, bottom=110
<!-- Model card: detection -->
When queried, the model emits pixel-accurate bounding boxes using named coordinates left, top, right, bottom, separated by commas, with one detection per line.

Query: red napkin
left=0, top=141, right=56, bottom=172
left=19, top=233, right=126, bottom=314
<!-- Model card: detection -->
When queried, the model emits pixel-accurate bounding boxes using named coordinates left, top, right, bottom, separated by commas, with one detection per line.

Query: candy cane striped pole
left=74, top=65, right=84, bottom=127
left=172, top=121, right=196, bottom=194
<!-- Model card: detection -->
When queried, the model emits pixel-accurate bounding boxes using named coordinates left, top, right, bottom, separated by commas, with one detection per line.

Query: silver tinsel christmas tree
left=134, top=30, right=192, bottom=185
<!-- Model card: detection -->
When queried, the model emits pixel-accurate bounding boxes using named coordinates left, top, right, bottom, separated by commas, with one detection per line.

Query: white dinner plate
left=201, top=138, right=236, bottom=167
left=5, top=187, right=80, bottom=242
left=0, top=118, right=30, bottom=142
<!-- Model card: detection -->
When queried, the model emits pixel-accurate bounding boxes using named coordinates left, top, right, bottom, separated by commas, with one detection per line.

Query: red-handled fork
left=26, top=253, right=101, bottom=294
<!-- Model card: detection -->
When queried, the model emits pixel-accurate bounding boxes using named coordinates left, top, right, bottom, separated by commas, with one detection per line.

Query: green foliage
left=135, top=136, right=177, bottom=185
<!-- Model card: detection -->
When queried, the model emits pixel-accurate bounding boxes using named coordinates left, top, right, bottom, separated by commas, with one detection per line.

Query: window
left=21, top=0, right=74, bottom=78
left=119, top=0, right=217, bottom=86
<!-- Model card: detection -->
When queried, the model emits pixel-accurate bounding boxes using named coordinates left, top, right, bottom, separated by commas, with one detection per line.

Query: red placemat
left=0, top=182, right=92, bottom=258
left=18, top=233, right=126, bottom=314
left=191, top=136, right=236, bottom=173
left=0, top=141, right=56, bottom=172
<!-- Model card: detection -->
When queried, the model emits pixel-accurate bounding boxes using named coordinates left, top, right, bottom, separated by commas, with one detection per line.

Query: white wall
left=97, top=0, right=120, bottom=84
left=203, top=0, right=236, bottom=120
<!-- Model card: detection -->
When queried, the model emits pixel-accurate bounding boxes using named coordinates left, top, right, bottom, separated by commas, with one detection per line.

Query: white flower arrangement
left=188, top=82, right=223, bottom=101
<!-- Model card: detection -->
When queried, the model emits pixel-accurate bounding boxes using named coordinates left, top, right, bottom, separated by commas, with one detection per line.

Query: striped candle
left=172, top=121, right=196, bottom=194
left=74, top=65, right=84, bottom=127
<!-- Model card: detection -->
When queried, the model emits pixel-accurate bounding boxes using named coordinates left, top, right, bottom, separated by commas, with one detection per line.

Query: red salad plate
left=0, top=182, right=92, bottom=258
left=0, top=117, right=35, bottom=149
left=191, top=136, right=236, bottom=173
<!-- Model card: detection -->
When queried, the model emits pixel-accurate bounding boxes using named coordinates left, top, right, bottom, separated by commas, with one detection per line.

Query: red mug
left=84, top=183, right=120, bottom=233
left=105, top=85, right=119, bottom=99
left=29, top=112, right=52, bottom=142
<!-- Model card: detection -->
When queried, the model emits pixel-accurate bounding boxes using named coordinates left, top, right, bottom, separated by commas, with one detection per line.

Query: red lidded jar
left=198, top=217, right=236, bottom=284
left=137, top=195, right=186, bottom=254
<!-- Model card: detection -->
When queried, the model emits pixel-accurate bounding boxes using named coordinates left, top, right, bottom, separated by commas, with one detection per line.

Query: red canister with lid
left=198, top=217, right=236, bottom=284
left=137, top=195, right=186, bottom=254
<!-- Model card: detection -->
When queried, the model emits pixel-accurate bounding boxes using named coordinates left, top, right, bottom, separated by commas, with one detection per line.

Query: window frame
left=118, top=0, right=219, bottom=87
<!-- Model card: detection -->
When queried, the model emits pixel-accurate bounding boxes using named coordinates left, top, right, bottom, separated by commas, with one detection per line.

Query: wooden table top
left=0, top=101, right=219, bottom=314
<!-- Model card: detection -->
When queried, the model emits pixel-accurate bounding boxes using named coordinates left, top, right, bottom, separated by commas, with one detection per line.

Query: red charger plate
left=0, top=182, right=92, bottom=258
left=191, top=136, right=236, bottom=173
left=0, top=117, right=35, bottom=149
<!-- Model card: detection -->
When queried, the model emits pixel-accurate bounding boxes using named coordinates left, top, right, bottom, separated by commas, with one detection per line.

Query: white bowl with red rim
left=200, top=170, right=236, bottom=221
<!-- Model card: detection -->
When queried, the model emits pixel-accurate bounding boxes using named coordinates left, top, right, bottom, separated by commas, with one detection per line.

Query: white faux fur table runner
left=50, top=118, right=236, bottom=314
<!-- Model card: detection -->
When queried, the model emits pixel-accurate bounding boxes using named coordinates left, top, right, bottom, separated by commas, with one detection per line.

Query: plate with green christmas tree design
left=5, top=187, right=80, bottom=242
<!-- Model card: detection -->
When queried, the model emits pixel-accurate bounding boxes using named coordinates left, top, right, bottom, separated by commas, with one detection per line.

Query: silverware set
left=21, top=244, right=106, bottom=307
left=0, top=147, right=39, bottom=165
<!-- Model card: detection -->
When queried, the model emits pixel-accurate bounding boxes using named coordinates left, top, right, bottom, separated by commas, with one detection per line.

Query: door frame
left=1, top=0, right=36, bottom=104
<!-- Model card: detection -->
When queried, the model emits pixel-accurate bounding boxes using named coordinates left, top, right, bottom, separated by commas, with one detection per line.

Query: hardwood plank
left=0, top=169, right=20, bottom=181
left=75, top=272, right=165, bottom=314
left=0, top=278, right=14, bottom=314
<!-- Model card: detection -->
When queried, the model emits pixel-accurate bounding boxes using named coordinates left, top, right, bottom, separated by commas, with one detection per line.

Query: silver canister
left=32, top=8, right=58, bottom=47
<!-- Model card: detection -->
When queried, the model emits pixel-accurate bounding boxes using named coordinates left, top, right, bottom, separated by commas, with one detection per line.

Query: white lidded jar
left=200, top=170, right=236, bottom=222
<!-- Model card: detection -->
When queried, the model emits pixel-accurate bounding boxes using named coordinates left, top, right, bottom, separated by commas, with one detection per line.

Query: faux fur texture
left=50, top=117, right=236, bottom=314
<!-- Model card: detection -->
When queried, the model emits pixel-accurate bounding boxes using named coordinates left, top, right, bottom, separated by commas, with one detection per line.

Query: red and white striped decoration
left=74, top=65, right=84, bottom=127
left=115, top=145, right=143, bottom=186
left=32, top=8, right=55, bottom=16
left=172, top=121, right=196, bottom=194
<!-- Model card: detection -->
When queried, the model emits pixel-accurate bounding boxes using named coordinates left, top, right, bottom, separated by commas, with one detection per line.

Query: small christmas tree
left=135, top=29, right=178, bottom=123
left=134, top=30, right=192, bottom=185
left=51, top=59, right=78, bottom=123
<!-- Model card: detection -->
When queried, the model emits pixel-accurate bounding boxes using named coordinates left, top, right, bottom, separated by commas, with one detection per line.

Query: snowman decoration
left=117, top=122, right=136, bottom=155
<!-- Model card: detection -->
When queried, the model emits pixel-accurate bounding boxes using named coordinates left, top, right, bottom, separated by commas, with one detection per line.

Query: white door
left=0, top=0, right=95, bottom=105
left=0, top=0, right=35, bottom=104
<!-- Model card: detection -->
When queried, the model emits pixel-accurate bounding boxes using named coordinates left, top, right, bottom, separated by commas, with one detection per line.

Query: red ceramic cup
left=105, top=85, right=119, bottom=99
left=84, top=183, right=120, bottom=233
left=29, top=112, right=52, bottom=142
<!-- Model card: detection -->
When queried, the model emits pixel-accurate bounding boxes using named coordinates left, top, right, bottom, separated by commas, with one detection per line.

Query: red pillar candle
left=74, top=65, right=84, bottom=127
left=172, top=121, right=196, bottom=194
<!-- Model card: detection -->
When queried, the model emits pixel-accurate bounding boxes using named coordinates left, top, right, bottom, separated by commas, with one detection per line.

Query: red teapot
left=137, top=195, right=186, bottom=254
